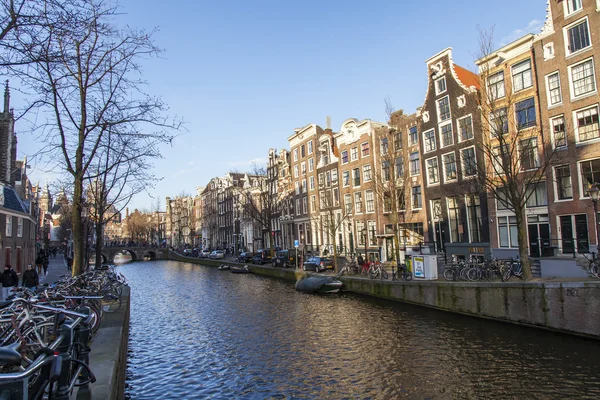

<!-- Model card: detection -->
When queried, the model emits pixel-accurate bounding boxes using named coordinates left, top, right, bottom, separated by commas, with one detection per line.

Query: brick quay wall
left=172, top=253, right=600, bottom=339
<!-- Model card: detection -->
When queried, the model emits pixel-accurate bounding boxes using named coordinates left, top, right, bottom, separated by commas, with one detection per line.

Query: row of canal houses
left=194, top=1, right=600, bottom=264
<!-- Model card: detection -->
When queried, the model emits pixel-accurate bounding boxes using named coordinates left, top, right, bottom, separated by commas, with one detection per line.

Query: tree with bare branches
left=474, top=28, right=564, bottom=280
left=7, top=0, right=179, bottom=275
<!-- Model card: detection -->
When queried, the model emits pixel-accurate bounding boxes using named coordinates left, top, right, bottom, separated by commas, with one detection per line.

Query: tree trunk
left=95, top=216, right=104, bottom=268
left=71, top=177, right=84, bottom=276
left=515, top=208, right=533, bottom=280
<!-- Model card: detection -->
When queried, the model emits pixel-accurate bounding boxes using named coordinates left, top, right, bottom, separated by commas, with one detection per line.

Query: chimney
left=326, top=116, right=331, bottom=130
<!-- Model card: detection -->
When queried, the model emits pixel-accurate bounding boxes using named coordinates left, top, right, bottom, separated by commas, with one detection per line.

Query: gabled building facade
left=534, top=0, right=600, bottom=253
left=420, top=48, right=489, bottom=260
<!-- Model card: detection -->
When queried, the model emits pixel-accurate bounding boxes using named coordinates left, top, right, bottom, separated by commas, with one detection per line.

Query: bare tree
left=87, top=127, right=160, bottom=267
left=474, top=27, right=564, bottom=280
left=368, top=99, right=414, bottom=265
left=315, top=179, right=350, bottom=271
left=9, top=0, right=179, bottom=275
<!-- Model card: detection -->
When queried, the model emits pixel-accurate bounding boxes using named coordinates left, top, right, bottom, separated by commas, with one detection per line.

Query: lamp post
left=588, top=184, right=600, bottom=253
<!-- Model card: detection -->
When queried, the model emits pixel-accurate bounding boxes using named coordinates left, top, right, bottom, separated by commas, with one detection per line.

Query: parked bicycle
left=392, top=263, right=412, bottom=281
left=337, top=260, right=359, bottom=276
left=501, top=257, right=523, bottom=281
left=368, top=262, right=388, bottom=280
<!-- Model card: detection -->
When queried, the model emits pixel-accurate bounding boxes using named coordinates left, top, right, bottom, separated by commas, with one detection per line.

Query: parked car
left=271, top=249, right=296, bottom=268
left=303, top=256, right=334, bottom=273
left=252, top=250, right=271, bottom=265
left=183, top=249, right=192, bottom=255
left=209, top=250, right=225, bottom=259
left=237, top=252, right=253, bottom=263
left=199, top=249, right=211, bottom=258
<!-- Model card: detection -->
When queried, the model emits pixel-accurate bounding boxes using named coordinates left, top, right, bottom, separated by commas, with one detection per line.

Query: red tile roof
left=453, top=64, right=480, bottom=89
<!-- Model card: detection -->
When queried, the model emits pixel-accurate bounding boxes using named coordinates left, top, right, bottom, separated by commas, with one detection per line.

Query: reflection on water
left=113, top=253, right=133, bottom=264
left=122, top=260, right=600, bottom=399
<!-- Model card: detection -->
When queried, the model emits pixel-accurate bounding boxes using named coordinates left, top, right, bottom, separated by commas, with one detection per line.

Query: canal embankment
left=86, top=286, right=131, bottom=400
left=169, top=252, right=600, bottom=339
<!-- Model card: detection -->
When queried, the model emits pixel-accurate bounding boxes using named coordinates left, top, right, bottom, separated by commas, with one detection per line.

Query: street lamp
left=588, top=184, right=600, bottom=253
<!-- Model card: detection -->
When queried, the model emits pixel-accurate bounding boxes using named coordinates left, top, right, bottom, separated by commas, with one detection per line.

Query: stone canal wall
left=170, top=254, right=600, bottom=339
left=88, top=286, right=131, bottom=399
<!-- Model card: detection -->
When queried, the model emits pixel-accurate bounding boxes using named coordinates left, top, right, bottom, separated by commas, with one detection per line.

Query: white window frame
left=564, top=0, right=583, bottom=17
left=564, top=16, right=592, bottom=57
left=344, top=193, right=352, bottom=214
left=341, top=150, right=349, bottom=164
left=309, top=176, right=315, bottom=191
left=308, top=158, right=314, bottom=172
left=457, top=114, right=473, bottom=142
left=439, top=122, right=454, bottom=148
left=568, top=57, right=596, bottom=100
left=301, top=161, right=306, bottom=176
left=545, top=71, right=563, bottom=107
left=301, top=179, right=307, bottom=193
left=294, top=165, right=298, bottom=178
left=436, top=95, right=451, bottom=122
left=17, top=218, right=23, bottom=238
left=310, top=195, right=316, bottom=212
left=411, top=185, right=423, bottom=210
left=354, top=192, right=363, bottom=214
left=511, top=59, right=533, bottom=93
left=460, top=146, right=477, bottom=179
left=361, top=141, right=370, bottom=157
left=553, top=164, right=573, bottom=202
left=442, top=151, right=457, bottom=183
left=422, top=129, right=436, bottom=153
left=6, top=216, right=12, bottom=237
left=518, top=137, right=540, bottom=171
left=308, top=140, right=313, bottom=155
left=293, top=148, right=298, bottom=162
left=350, top=147, right=358, bottom=161
left=365, top=190, right=375, bottom=213
left=425, top=156, right=440, bottom=186
left=342, top=171, right=350, bottom=187
left=294, top=181, right=299, bottom=195
left=363, top=164, right=372, bottom=182
left=578, top=157, right=600, bottom=198
left=573, top=104, right=600, bottom=144
left=550, top=115, right=567, bottom=149
left=435, top=76, right=447, bottom=95
left=488, top=71, right=505, bottom=100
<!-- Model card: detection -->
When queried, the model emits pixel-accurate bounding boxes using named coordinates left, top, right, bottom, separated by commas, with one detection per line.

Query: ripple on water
left=122, top=261, right=600, bottom=399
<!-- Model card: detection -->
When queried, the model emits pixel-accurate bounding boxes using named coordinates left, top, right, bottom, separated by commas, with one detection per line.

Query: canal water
left=122, top=260, right=600, bottom=399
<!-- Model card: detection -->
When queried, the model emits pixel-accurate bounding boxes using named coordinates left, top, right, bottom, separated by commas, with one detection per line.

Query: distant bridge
left=93, top=247, right=169, bottom=264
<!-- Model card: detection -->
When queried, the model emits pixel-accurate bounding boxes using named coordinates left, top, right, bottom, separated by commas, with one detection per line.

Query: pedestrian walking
left=1, top=265, right=18, bottom=301
left=43, top=258, right=49, bottom=276
left=21, top=264, right=39, bottom=291
left=35, top=253, right=44, bottom=275
left=67, top=256, right=73, bottom=271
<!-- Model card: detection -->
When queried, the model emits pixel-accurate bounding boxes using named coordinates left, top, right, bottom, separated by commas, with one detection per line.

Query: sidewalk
left=39, top=253, right=71, bottom=285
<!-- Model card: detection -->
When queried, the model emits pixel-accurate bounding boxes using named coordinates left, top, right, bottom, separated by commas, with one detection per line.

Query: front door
left=575, top=214, right=589, bottom=253
left=560, top=216, right=574, bottom=254
left=528, top=224, right=540, bottom=257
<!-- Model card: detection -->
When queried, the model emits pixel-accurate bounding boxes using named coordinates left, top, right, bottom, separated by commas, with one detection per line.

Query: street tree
left=87, top=127, right=160, bottom=267
left=368, top=98, right=415, bottom=266
left=474, top=28, right=564, bottom=280
left=7, top=0, right=178, bottom=275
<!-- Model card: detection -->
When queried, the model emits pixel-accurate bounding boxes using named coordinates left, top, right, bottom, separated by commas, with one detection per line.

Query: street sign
left=294, top=240, right=299, bottom=248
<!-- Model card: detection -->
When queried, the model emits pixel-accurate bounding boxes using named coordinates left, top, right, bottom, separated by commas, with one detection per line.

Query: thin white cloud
left=500, top=19, right=544, bottom=46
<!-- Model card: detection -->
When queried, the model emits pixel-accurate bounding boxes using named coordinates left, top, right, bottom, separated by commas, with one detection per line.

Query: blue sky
left=20, top=0, right=545, bottom=212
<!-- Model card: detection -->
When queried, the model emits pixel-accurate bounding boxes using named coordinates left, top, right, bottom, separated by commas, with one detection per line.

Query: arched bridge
left=94, top=247, right=169, bottom=264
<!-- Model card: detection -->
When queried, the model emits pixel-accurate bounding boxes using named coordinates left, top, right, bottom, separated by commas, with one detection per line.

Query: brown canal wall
left=171, top=253, right=600, bottom=339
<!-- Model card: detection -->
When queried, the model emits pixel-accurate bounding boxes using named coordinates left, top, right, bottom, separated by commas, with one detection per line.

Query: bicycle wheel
left=381, top=269, right=389, bottom=280
left=443, top=268, right=455, bottom=281
left=501, top=267, right=512, bottom=282
left=404, top=271, right=412, bottom=281
left=102, top=288, right=122, bottom=313
left=369, top=269, right=377, bottom=279
left=590, top=261, right=600, bottom=279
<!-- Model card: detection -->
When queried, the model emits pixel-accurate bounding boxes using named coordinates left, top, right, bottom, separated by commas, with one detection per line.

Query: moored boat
left=230, top=265, right=250, bottom=274
left=295, top=275, right=343, bottom=294
left=217, top=264, right=230, bottom=271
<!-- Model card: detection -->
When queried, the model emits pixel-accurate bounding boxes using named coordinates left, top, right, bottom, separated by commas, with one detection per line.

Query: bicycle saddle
left=0, top=342, right=22, bottom=365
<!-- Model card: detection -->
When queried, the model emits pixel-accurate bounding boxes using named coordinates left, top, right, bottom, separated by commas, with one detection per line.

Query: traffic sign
left=294, top=240, right=299, bottom=248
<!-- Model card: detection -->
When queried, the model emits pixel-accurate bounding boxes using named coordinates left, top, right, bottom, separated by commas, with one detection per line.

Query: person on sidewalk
left=21, top=264, right=39, bottom=291
left=43, top=258, right=49, bottom=276
left=1, top=265, right=18, bottom=301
